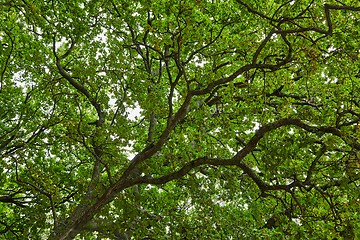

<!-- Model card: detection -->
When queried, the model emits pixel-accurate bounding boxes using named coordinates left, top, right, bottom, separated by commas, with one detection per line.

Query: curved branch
left=52, top=35, right=104, bottom=126
left=236, top=0, right=279, bottom=22
left=140, top=118, right=354, bottom=192
left=52, top=116, right=359, bottom=239
left=184, top=20, right=234, bottom=65
left=0, top=30, right=14, bottom=92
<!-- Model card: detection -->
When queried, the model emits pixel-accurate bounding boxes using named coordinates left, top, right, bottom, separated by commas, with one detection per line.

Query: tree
left=1, top=0, right=360, bottom=239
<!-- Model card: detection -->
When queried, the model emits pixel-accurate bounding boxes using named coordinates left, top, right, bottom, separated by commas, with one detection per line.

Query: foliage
left=1, top=0, right=360, bottom=239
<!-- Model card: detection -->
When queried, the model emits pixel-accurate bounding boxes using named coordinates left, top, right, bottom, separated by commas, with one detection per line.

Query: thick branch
left=52, top=115, right=358, bottom=239
left=52, top=94, right=193, bottom=240
left=140, top=118, right=352, bottom=192
left=0, top=194, right=26, bottom=207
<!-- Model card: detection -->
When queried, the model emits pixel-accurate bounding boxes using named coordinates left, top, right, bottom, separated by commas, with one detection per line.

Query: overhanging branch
left=52, top=35, right=104, bottom=127
left=140, top=118, right=355, bottom=193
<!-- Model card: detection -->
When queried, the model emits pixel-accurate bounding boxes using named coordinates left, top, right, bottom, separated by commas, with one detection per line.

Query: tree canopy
left=1, top=0, right=360, bottom=239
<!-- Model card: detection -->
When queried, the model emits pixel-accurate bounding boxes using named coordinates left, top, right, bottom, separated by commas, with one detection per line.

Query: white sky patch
left=94, top=27, right=108, bottom=43
left=126, top=102, right=142, bottom=121
left=292, top=218, right=301, bottom=225
left=35, top=26, right=43, bottom=36
left=288, top=128, right=295, bottom=135
left=196, top=171, right=208, bottom=179
left=144, top=185, right=155, bottom=190
left=41, top=104, right=54, bottom=115
left=122, top=140, right=136, bottom=159
left=257, top=33, right=268, bottom=43
left=191, top=55, right=207, bottom=67
left=244, top=121, right=260, bottom=134
left=108, top=96, right=117, bottom=109
left=2, top=156, right=12, bottom=166
left=98, top=71, right=107, bottom=76
left=44, top=66, right=50, bottom=74
left=213, top=198, right=226, bottom=207
left=109, top=134, right=117, bottom=141
left=227, top=145, right=236, bottom=155
left=94, top=27, right=110, bottom=58
left=325, top=77, right=338, bottom=84
left=322, top=46, right=336, bottom=58
left=12, top=70, right=35, bottom=92
left=12, top=70, right=26, bottom=87
left=242, top=203, right=248, bottom=210
left=290, top=105, right=297, bottom=113
left=285, top=178, right=294, bottom=185
left=172, top=89, right=180, bottom=104
left=55, top=37, right=67, bottom=49
left=184, top=198, right=195, bottom=213
left=200, top=181, right=210, bottom=191
left=214, top=127, right=221, bottom=133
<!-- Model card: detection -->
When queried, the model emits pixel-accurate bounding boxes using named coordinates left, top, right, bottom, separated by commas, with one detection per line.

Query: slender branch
left=236, top=0, right=279, bottom=22
left=252, top=28, right=276, bottom=64
left=49, top=195, right=58, bottom=228
left=0, top=30, right=14, bottom=92
left=184, top=20, right=234, bottom=65
left=304, top=146, right=327, bottom=185
left=52, top=35, right=104, bottom=126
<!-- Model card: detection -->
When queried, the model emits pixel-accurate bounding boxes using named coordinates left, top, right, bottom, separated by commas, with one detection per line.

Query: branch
left=0, top=194, right=26, bottom=207
left=191, top=55, right=292, bottom=96
left=0, top=30, right=14, bottom=92
left=184, top=20, right=234, bottom=65
left=304, top=146, right=327, bottom=185
left=51, top=115, right=358, bottom=239
left=252, top=28, right=276, bottom=64
left=52, top=35, right=104, bottom=126
left=0, top=219, right=19, bottom=238
left=235, top=0, right=279, bottom=22
left=325, top=4, right=360, bottom=34
left=237, top=1, right=360, bottom=38
left=190, top=63, right=254, bottom=95
left=119, top=93, right=193, bottom=181
left=141, top=118, right=357, bottom=192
